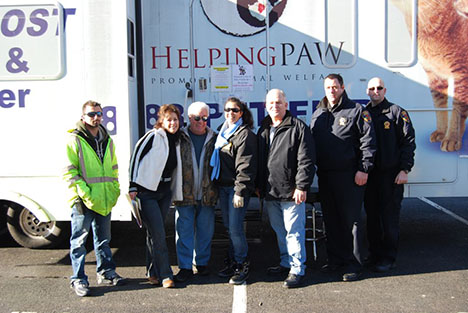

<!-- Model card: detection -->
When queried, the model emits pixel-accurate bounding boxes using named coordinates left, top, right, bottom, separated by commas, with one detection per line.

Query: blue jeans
left=218, top=186, right=249, bottom=263
left=265, top=200, right=306, bottom=276
left=70, top=204, right=115, bottom=284
left=175, top=202, right=215, bottom=269
left=138, top=186, right=173, bottom=280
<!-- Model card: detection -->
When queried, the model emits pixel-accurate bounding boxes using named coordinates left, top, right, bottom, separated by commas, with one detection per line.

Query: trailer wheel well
left=3, top=201, right=69, bottom=249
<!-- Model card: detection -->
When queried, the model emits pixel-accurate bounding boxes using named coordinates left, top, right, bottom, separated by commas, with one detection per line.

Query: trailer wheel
left=6, top=205, right=68, bottom=249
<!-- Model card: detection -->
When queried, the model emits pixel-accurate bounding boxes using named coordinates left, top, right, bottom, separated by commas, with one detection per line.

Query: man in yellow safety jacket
left=63, top=100, right=124, bottom=297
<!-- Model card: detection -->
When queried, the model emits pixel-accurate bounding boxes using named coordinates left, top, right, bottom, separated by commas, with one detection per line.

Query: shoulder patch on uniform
left=401, top=110, right=410, bottom=123
left=362, top=110, right=372, bottom=123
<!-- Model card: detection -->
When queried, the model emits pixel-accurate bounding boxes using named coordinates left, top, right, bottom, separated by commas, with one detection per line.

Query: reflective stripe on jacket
left=63, top=132, right=120, bottom=216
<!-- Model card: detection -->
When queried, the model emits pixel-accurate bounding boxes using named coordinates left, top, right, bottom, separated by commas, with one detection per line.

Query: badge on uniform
left=384, top=121, right=391, bottom=129
left=339, top=117, right=347, bottom=126
left=401, top=110, right=410, bottom=123
left=362, top=110, right=372, bottom=123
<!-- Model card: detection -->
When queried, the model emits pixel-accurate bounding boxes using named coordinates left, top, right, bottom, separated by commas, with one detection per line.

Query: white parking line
left=232, top=283, right=247, bottom=313
left=418, top=197, right=468, bottom=226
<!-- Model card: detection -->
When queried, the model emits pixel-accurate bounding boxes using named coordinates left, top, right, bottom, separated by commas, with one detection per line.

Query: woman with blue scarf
left=210, top=97, right=257, bottom=285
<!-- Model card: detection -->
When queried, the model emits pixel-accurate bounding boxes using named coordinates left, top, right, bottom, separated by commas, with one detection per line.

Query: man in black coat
left=364, top=77, right=416, bottom=272
left=257, top=88, right=315, bottom=288
left=310, top=73, right=376, bottom=282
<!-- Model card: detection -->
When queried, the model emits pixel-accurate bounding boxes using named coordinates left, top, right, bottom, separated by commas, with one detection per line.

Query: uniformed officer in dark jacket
left=363, top=77, right=416, bottom=272
left=310, top=73, right=376, bottom=282
left=257, top=89, right=315, bottom=288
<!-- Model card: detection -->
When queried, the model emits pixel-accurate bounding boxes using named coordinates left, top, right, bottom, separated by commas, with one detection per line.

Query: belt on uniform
left=160, top=177, right=172, bottom=182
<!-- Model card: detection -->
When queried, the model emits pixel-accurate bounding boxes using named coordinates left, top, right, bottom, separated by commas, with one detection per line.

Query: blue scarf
left=210, top=118, right=243, bottom=180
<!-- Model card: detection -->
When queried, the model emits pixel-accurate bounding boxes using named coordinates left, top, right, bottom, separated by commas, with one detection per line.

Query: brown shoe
left=162, top=278, right=175, bottom=288
left=148, top=276, right=160, bottom=285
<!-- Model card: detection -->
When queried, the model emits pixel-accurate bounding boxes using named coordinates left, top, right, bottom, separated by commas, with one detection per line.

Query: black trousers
left=364, top=168, right=404, bottom=263
left=318, top=170, right=364, bottom=271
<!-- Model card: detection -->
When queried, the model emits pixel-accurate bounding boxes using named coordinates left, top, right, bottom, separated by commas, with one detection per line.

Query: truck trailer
left=1, top=0, right=467, bottom=248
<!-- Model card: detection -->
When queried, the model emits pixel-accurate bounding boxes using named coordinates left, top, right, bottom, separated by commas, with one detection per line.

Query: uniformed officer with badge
left=363, top=77, right=416, bottom=273
left=310, top=73, right=376, bottom=282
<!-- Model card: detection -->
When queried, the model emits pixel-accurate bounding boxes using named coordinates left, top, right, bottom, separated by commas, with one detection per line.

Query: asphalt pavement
left=0, top=197, right=467, bottom=313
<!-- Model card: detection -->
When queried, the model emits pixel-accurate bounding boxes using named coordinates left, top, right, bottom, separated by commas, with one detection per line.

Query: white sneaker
left=97, top=272, right=126, bottom=286
left=71, top=281, right=90, bottom=297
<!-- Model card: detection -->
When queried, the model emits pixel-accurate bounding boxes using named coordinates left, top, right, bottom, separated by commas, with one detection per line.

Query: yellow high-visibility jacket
left=63, top=125, right=120, bottom=216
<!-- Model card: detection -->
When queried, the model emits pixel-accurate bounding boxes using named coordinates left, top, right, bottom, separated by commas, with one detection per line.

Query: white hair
left=188, top=101, right=210, bottom=116
left=266, top=88, right=287, bottom=102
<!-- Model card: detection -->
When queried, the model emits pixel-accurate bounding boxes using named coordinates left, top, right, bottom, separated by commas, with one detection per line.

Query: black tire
left=6, top=204, right=68, bottom=249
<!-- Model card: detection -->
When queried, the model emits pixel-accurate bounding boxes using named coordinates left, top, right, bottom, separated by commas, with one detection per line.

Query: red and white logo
left=200, top=0, right=287, bottom=37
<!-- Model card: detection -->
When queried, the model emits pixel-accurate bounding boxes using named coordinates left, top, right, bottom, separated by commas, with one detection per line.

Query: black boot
left=229, top=261, right=249, bottom=285
left=218, top=257, right=235, bottom=278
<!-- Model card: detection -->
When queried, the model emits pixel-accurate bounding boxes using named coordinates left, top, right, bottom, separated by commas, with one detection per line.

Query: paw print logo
left=201, top=0, right=287, bottom=37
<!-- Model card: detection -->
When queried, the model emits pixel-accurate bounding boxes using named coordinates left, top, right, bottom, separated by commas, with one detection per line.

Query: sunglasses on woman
left=224, top=108, right=241, bottom=113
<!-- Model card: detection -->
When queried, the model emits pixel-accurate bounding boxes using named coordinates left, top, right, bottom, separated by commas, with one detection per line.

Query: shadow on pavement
left=3, top=197, right=468, bottom=287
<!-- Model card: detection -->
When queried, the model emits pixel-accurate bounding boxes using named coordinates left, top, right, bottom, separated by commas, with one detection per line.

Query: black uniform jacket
left=215, top=124, right=258, bottom=197
left=257, top=111, right=316, bottom=200
left=310, top=91, right=376, bottom=173
left=366, top=98, right=416, bottom=172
